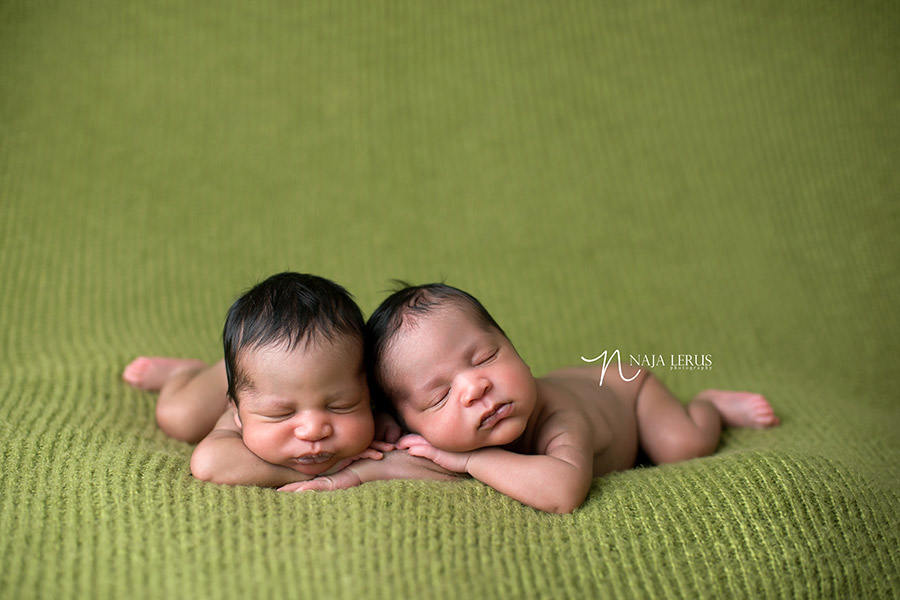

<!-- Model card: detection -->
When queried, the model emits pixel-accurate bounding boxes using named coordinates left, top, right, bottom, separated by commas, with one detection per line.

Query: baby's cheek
left=342, top=414, right=375, bottom=453
left=419, top=417, right=455, bottom=449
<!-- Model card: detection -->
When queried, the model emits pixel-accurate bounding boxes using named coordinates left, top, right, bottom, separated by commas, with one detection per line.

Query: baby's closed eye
left=427, top=389, right=450, bottom=409
left=474, top=349, right=499, bottom=366
left=258, top=413, right=293, bottom=422
left=327, top=400, right=363, bottom=413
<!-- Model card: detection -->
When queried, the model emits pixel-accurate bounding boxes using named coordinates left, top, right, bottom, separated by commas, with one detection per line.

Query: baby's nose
left=294, top=417, right=333, bottom=441
left=460, top=376, right=491, bottom=406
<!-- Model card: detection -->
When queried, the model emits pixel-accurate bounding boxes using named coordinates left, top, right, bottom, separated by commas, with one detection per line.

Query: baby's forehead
left=384, top=304, right=472, bottom=354
left=382, top=305, right=491, bottom=373
left=397, top=299, right=479, bottom=331
left=239, top=329, right=362, bottom=356
left=235, top=332, right=365, bottom=384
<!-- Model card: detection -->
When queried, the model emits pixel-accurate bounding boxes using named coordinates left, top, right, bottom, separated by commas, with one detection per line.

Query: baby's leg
left=635, top=374, right=721, bottom=464
left=636, top=373, right=779, bottom=464
left=635, top=375, right=779, bottom=465
left=123, top=357, right=229, bottom=443
left=123, top=357, right=207, bottom=391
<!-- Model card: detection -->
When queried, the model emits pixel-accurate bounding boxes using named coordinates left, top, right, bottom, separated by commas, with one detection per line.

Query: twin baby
left=123, top=272, right=779, bottom=513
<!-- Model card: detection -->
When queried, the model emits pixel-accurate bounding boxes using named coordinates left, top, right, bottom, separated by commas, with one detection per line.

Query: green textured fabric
left=2, top=1, right=898, bottom=598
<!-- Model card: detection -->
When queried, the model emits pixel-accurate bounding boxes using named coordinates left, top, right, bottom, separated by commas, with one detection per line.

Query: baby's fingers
left=277, top=477, right=336, bottom=492
left=403, top=444, right=436, bottom=461
left=278, top=481, right=314, bottom=492
left=374, top=413, right=403, bottom=445
left=357, top=448, right=385, bottom=461
left=279, top=467, right=364, bottom=492
left=382, top=423, right=402, bottom=444
left=397, top=434, right=429, bottom=450
left=369, top=441, right=395, bottom=453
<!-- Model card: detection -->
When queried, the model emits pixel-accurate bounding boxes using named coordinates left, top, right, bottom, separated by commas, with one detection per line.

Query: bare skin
left=124, top=357, right=229, bottom=443
left=123, top=352, right=451, bottom=489
left=542, top=366, right=779, bottom=470
left=123, top=357, right=208, bottom=392
left=386, top=304, right=780, bottom=514
left=124, top=338, right=386, bottom=488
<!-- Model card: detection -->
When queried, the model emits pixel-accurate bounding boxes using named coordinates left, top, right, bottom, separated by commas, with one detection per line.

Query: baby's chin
left=487, top=417, right=528, bottom=449
left=439, top=425, right=527, bottom=453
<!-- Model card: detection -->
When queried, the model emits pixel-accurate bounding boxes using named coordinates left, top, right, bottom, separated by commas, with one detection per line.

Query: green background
left=1, top=1, right=898, bottom=598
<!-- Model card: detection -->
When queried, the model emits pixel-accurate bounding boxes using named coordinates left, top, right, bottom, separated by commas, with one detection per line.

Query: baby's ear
left=231, top=401, right=242, bottom=430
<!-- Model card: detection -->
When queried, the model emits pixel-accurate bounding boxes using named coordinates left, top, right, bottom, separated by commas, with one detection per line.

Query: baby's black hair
left=223, top=272, right=365, bottom=403
left=365, top=283, right=505, bottom=412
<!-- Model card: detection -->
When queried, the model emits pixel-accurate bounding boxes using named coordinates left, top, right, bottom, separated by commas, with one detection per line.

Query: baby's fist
left=397, top=434, right=471, bottom=473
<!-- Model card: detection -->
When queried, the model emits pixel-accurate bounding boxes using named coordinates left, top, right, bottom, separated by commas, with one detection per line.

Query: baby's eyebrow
left=240, top=393, right=290, bottom=409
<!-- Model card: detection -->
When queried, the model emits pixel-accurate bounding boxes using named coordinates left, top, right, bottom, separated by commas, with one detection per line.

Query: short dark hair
left=223, top=272, right=365, bottom=403
left=365, top=283, right=505, bottom=412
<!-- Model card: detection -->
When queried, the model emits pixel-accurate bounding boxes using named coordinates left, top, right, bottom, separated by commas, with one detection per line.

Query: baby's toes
left=748, top=393, right=769, bottom=407
left=752, top=402, right=779, bottom=427
left=123, top=358, right=149, bottom=387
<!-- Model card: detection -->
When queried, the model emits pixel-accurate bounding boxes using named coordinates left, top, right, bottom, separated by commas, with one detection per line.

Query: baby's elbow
left=189, top=450, right=214, bottom=482
left=190, top=446, right=229, bottom=484
left=548, top=496, right=582, bottom=515
left=552, top=503, right=579, bottom=515
left=546, top=479, right=590, bottom=514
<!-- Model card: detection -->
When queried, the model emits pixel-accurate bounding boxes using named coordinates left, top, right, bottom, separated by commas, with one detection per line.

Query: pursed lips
left=294, top=452, right=334, bottom=465
left=479, top=402, right=512, bottom=429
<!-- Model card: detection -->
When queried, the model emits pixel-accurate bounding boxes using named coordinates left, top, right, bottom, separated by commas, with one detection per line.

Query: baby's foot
left=695, top=389, right=780, bottom=429
left=122, top=357, right=206, bottom=391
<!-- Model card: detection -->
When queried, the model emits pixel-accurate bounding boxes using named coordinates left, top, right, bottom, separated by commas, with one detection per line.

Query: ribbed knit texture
left=1, top=1, right=898, bottom=598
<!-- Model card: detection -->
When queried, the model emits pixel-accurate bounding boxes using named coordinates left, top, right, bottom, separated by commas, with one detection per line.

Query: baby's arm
left=278, top=449, right=459, bottom=492
left=399, top=413, right=595, bottom=514
left=190, top=408, right=313, bottom=488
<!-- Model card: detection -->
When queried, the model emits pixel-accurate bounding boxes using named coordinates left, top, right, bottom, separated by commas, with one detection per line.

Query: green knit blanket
left=2, top=1, right=898, bottom=598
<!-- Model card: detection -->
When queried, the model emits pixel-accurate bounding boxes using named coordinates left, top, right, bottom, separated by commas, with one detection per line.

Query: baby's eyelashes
left=327, top=400, right=363, bottom=413
left=427, top=389, right=450, bottom=409
left=258, top=412, right=294, bottom=421
left=474, top=349, right=499, bottom=366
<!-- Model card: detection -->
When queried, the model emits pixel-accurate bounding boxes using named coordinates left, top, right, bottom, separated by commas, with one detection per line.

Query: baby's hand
left=374, top=412, right=403, bottom=445
left=278, top=468, right=362, bottom=493
left=328, top=446, right=386, bottom=473
left=397, top=434, right=472, bottom=473
left=368, top=440, right=395, bottom=453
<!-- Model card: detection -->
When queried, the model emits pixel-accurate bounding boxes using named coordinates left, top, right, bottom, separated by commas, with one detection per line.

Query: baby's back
left=539, top=364, right=645, bottom=475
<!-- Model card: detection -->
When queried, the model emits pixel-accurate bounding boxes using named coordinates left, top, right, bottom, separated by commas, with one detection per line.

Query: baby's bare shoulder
left=532, top=377, right=611, bottom=436
left=538, top=367, right=640, bottom=426
left=539, top=367, right=611, bottom=402
left=529, top=380, right=593, bottom=451
left=545, top=362, right=642, bottom=383
left=537, top=371, right=640, bottom=473
left=543, top=364, right=601, bottom=380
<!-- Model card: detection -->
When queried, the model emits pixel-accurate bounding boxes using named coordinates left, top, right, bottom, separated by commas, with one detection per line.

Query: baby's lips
left=294, top=452, right=335, bottom=465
